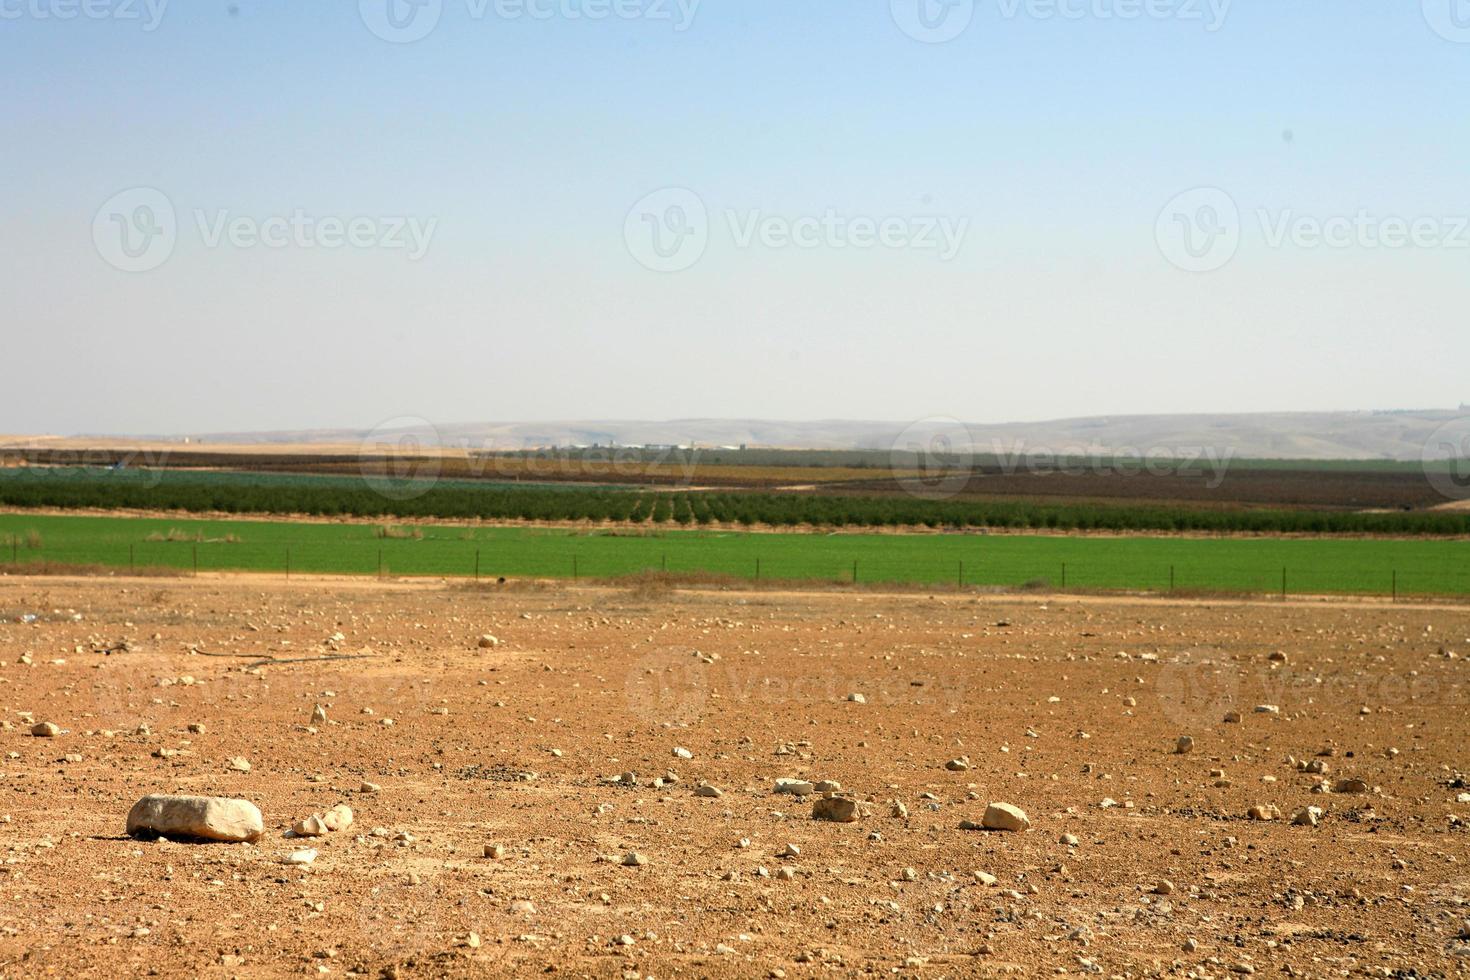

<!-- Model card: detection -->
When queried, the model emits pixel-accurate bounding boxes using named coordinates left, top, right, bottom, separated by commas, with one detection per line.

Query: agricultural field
left=4, top=512, right=1470, bottom=596
left=3, top=467, right=1470, bottom=536
left=0, top=576, right=1467, bottom=977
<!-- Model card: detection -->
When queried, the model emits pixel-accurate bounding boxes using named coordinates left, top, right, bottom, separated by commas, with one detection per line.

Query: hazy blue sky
left=3, top=1, right=1467, bottom=435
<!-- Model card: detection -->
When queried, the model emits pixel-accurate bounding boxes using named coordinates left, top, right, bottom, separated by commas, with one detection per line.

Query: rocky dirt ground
left=0, top=574, right=1467, bottom=978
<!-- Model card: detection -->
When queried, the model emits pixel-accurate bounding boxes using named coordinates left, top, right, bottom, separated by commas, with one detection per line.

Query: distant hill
left=148, top=410, right=1468, bottom=462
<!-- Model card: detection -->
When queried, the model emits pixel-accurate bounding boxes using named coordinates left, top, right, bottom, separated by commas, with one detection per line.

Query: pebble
left=622, top=852, right=648, bottom=867
left=1175, top=736, right=1194, bottom=755
left=981, top=802, right=1030, bottom=832
left=1254, top=705, right=1280, bottom=716
left=227, top=757, right=252, bottom=773
left=944, top=758, right=970, bottom=772
left=126, top=794, right=264, bottom=843
left=1332, top=778, right=1370, bottom=795
left=1154, top=880, right=1175, bottom=895
left=672, top=747, right=693, bottom=760
left=846, top=693, right=866, bottom=704
left=778, top=843, right=800, bottom=858
left=30, top=722, right=60, bottom=738
left=775, top=779, right=814, bottom=796
left=485, top=844, right=506, bottom=859
left=477, top=634, right=499, bottom=649
left=1246, top=804, right=1280, bottom=821
left=695, top=784, right=724, bottom=799
left=283, top=848, right=318, bottom=866
left=359, top=781, right=381, bottom=794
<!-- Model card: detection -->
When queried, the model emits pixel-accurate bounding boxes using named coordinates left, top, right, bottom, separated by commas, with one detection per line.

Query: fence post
left=378, top=548, right=384, bottom=581
left=573, top=555, right=578, bottom=582
left=1281, top=567, right=1287, bottom=599
left=1170, top=565, right=1175, bottom=593
left=193, top=544, right=198, bottom=578
left=286, top=547, right=291, bottom=581
left=10, top=536, right=16, bottom=564
left=1392, top=570, right=1397, bottom=603
left=475, top=549, right=481, bottom=582
left=852, top=559, right=858, bottom=584
left=662, top=554, right=667, bottom=573
left=1061, top=562, right=1067, bottom=590
left=129, top=544, right=135, bottom=576
left=958, top=560, right=964, bottom=589
left=755, top=557, right=761, bottom=581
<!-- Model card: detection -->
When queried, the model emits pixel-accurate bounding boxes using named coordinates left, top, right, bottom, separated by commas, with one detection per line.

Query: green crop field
left=2, top=513, right=1468, bottom=597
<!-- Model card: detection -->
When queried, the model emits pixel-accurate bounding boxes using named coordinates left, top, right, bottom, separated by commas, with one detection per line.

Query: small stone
left=187, top=723, right=206, bottom=735
left=775, top=867, right=795, bottom=881
left=1267, top=651, right=1288, bottom=663
left=1291, top=806, right=1323, bottom=827
left=891, top=801, right=909, bottom=819
left=310, top=704, right=328, bottom=725
left=227, top=757, right=252, bottom=773
left=900, top=867, right=917, bottom=882
left=981, top=802, right=1030, bottom=832
left=126, top=795, right=263, bottom=843
left=778, top=843, right=800, bottom=858
left=283, top=848, right=317, bottom=866
left=1332, top=778, right=1370, bottom=795
left=477, top=634, right=499, bottom=649
left=359, top=781, right=380, bottom=794
left=672, top=746, right=693, bottom=760
left=695, top=784, right=723, bottom=799
left=321, top=803, right=354, bottom=831
left=484, top=844, right=506, bottom=859
left=775, top=779, right=814, bottom=796
left=465, top=932, right=481, bottom=949
left=1175, top=736, right=1194, bottom=755
left=1254, top=705, right=1280, bottom=716
left=1060, top=833, right=1079, bottom=847
left=511, top=900, right=537, bottom=915
left=846, top=693, right=866, bottom=704
left=974, top=871, right=998, bottom=886
left=1223, top=711, right=1242, bottom=723
left=944, top=758, right=970, bottom=772
left=621, top=852, right=648, bottom=867
left=1246, top=804, right=1279, bottom=821
left=30, top=722, right=60, bottom=738
left=1154, top=880, right=1175, bottom=895
left=813, top=780, right=841, bottom=793
left=293, top=815, right=328, bottom=838
left=812, top=797, right=859, bottom=823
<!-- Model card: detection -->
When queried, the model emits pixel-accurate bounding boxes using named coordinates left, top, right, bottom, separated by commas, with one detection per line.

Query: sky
left=2, top=0, right=1467, bottom=436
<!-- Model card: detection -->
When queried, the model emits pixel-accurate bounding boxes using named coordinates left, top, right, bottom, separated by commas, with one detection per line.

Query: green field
left=2, top=513, right=1468, bottom=597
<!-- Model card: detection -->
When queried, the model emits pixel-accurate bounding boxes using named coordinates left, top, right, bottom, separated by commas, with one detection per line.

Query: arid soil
left=0, top=575, right=1468, bottom=978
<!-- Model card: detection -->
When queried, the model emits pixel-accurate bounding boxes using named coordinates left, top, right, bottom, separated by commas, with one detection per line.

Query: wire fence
left=3, top=535, right=1469, bottom=599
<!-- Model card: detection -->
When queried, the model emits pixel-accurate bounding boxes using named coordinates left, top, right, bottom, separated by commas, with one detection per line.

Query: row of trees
left=2, top=469, right=1468, bottom=535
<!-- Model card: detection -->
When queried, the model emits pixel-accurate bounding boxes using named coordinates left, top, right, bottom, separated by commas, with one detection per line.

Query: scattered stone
left=30, top=722, right=59, bottom=738
left=1154, top=880, right=1175, bottom=895
left=227, top=757, right=252, bottom=773
left=891, top=801, right=909, bottom=819
left=981, top=802, right=1030, bottom=832
left=846, top=693, right=866, bottom=704
left=1060, top=833, right=1080, bottom=847
left=775, top=867, right=796, bottom=881
left=126, top=795, right=264, bottom=843
left=1223, top=711, right=1242, bottom=723
left=1246, top=804, right=1280, bottom=822
left=1291, top=806, right=1323, bottom=827
left=695, top=784, right=723, bottom=799
left=621, top=852, right=648, bottom=867
left=1175, top=736, right=1194, bottom=755
left=283, top=848, right=317, bottom=866
left=812, top=797, right=859, bottom=823
left=813, top=780, right=841, bottom=793
left=1254, top=705, right=1280, bottom=716
left=775, top=779, right=815, bottom=796
left=485, top=844, right=506, bottom=859
left=310, top=704, right=328, bottom=725
left=359, top=781, right=380, bottom=794
left=187, top=723, right=206, bottom=735
left=944, top=758, right=970, bottom=772
left=673, top=746, right=693, bottom=760
left=477, top=634, right=499, bottom=649
left=1332, top=778, right=1370, bottom=795
left=778, top=843, right=800, bottom=858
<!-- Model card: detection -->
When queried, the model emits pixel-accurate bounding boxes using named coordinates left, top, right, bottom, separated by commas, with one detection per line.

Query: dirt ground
left=0, top=575, right=1468, bottom=978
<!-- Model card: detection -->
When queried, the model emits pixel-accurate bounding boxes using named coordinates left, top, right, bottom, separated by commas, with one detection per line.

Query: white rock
left=672, top=747, right=693, bottom=760
left=126, top=795, right=263, bottom=843
left=846, top=693, right=867, bottom=704
left=775, top=779, right=815, bottom=796
left=812, top=797, right=859, bottom=823
left=283, top=848, right=317, bottom=866
left=981, top=802, right=1030, bottom=832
